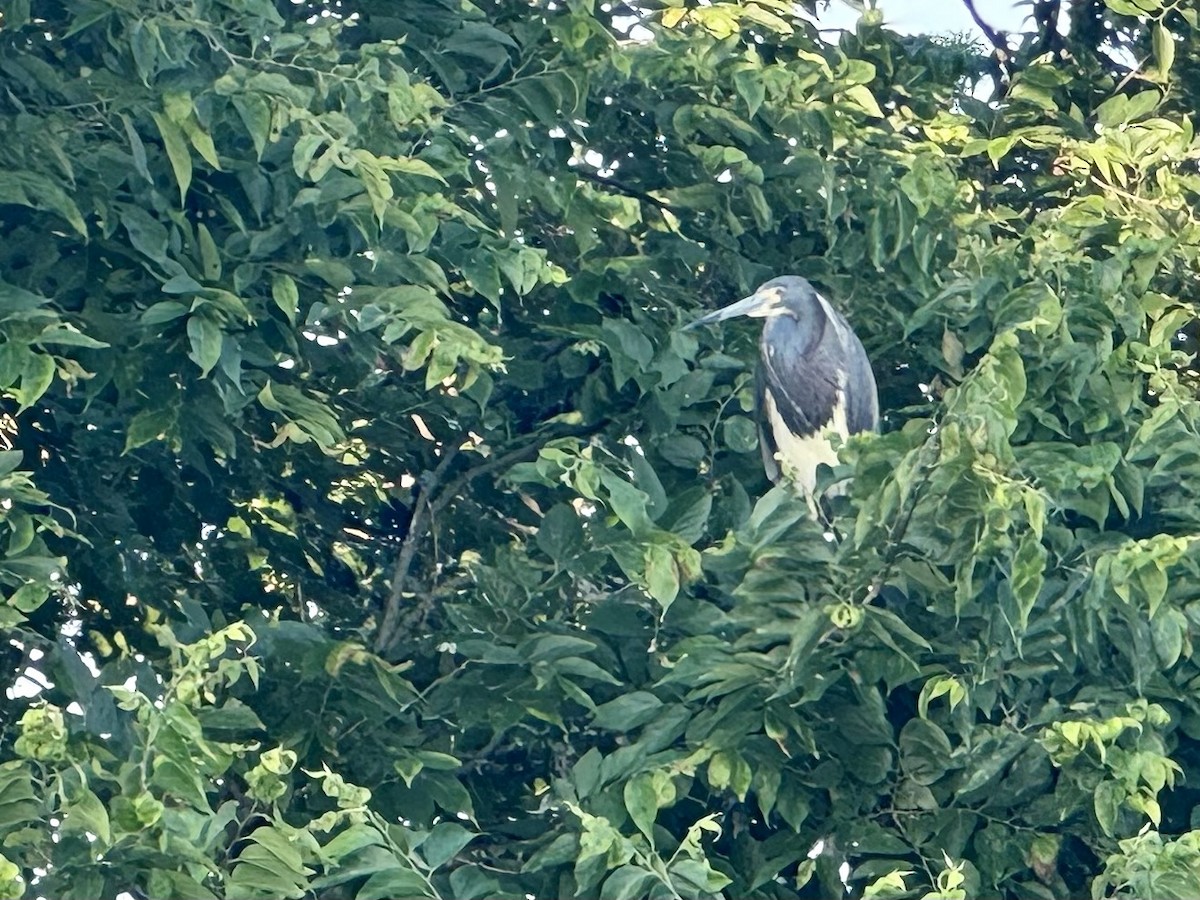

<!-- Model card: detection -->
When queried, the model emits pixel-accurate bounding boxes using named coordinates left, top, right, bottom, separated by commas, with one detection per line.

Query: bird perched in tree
left=685, top=276, right=879, bottom=510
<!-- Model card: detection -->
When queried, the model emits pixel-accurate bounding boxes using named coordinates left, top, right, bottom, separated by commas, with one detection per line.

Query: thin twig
left=1112, top=55, right=1148, bottom=94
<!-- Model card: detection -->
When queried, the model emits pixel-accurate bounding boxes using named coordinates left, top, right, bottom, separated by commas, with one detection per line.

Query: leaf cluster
left=3, top=0, right=1200, bottom=898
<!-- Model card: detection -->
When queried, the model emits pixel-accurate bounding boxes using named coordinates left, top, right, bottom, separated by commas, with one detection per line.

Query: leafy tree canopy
left=2, top=0, right=1200, bottom=897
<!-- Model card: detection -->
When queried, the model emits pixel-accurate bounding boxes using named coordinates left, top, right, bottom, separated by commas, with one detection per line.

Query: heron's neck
left=762, top=310, right=820, bottom=354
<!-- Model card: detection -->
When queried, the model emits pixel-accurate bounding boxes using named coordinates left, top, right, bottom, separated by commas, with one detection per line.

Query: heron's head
left=683, top=276, right=818, bottom=330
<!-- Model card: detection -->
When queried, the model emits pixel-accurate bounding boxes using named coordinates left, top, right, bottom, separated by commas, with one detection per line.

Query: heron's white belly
left=763, top=390, right=849, bottom=499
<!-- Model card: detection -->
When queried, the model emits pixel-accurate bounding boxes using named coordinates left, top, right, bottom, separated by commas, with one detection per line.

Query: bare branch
left=962, top=0, right=1012, bottom=84
left=1032, top=0, right=1063, bottom=57
left=375, top=444, right=460, bottom=653
left=373, top=423, right=600, bottom=655
left=576, top=167, right=670, bottom=210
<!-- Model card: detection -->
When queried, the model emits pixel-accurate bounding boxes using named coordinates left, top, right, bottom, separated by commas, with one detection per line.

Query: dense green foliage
left=3, top=0, right=1200, bottom=897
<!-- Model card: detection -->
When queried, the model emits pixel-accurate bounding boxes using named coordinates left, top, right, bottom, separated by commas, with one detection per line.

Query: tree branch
left=1032, top=0, right=1063, bottom=57
left=372, top=423, right=601, bottom=655
left=427, top=429, right=583, bottom=520
left=962, top=0, right=1012, bottom=86
left=864, top=426, right=942, bottom=604
left=576, top=167, right=670, bottom=210
left=375, top=444, right=460, bottom=653
left=962, top=0, right=1006, bottom=56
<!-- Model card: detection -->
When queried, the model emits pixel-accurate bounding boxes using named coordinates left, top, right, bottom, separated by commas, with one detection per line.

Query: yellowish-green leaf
left=152, top=111, right=192, bottom=204
left=842, top=84, right=883, bottom=118
left=1153, top=22, right=1175, bottom=76
left=383, top=156, right=448, bottom=184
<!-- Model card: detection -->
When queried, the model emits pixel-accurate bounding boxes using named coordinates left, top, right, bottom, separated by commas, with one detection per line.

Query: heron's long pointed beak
left=682, top=288, right=778, bottom=330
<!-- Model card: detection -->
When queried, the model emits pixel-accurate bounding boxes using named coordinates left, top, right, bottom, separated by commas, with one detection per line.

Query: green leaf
left=600, top=470, right=652, bottom=535
left=600, top=866, right=656, bottom=900
left=121, top=113, right=152, bottom=183
left=1153, top=23, right=1176, bottom=75
left=152, top=111, right=192, bottom=204
left=592, top=691, right=663, bottom=731
left=722, top=416, right=758, bottom=453
left=526, top=635, right=598, bottom=663
left=554, top=657, right=622, bottom=685
left=34, top=326, right=108, bottom=349
left=13, top=352, right=55, bottom=410
left=1096, top=90, right=1160, bottom=127
left=187, top=316, right=223, bottom=376
left=1151, top=608, right=1186, bottom=669
left=387, top=156, right=448, bottom=184
left=536, top=504, right=585, bottom=564
left=271, top=273, right=299, bottom=323
left=571, top=749, right=603, bottom=800
left=623, top=772, right=658, bottom=839
left=196, top=223, right=222, bottom=280
left=1011, top=532, right=1047, bottom=632
left=142, top=301, right=191, bottom=326
left=659, top=433, right=708, bottom=471
left=842, top=84, right=884, bottom=118
left=461, top=253, right=501, bottom=306
left=62, top=786, right=111, bottom=846
left=420, top=822, right=476, bottom=870
left=1094, top=780, right=1122, bottom=837
left=292, top=133, right=325, bottom=179
left=898, top=719, right=952, bottom=786
left=162, top=273, right=204, bottom=294
left=1102, top=0, right=1154, bottom=14
left=1, top=0, right=31, bottom=27
left=863, top=870, right=912, bottom=899
left=320, top=824, right=384, bottom=864
left=185, top=118, right=222, bottom=170
left=0, top=761, right=39, bottom=832
left=121, top=206, right=169, bottom=263
left=733, top=68, right=766, bottom=118
left=707, top=750, right=751, bottom=800
left=601, top=318, right=654, bottom=389
left=232, top=93, right=272, bottom=159
left=0, top=450, right=22, bottom=477
left=448, top=866, right=500, bottom=900
left=146, top=871, right=218, bottom=900
left=258, top=381, right=346, bottom=448
left=5, top=583, right=46, bottom=614
left=643, top=544, right=679, bottom=610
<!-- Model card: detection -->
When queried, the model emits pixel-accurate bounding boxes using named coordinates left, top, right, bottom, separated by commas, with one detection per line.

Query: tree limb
left=1032, top=0, right=1063, bottom=57
left=375, top=444, right=460, bottom=653
left=428, top=430, right=583, bottom=520
left=962, top=0, right=1012, bottom=86
left=576, top=167, right=670, bottom=210
left=373, top=423, right=600, bottom=655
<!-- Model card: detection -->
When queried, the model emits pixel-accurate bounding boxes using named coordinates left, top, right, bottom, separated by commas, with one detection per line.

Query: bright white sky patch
left=818, top=0, right=1031, bottom=37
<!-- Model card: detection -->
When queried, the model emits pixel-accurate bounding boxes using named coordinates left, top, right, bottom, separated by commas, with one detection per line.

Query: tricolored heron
left=685, top=276, right=879, bottom=509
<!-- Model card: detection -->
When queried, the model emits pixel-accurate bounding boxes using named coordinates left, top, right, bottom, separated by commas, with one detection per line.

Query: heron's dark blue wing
left=758, top=316, right=841, bottom=439
left=804, top=293, right=878, bottom=434
left=758, top=295, right=878, bottom=439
